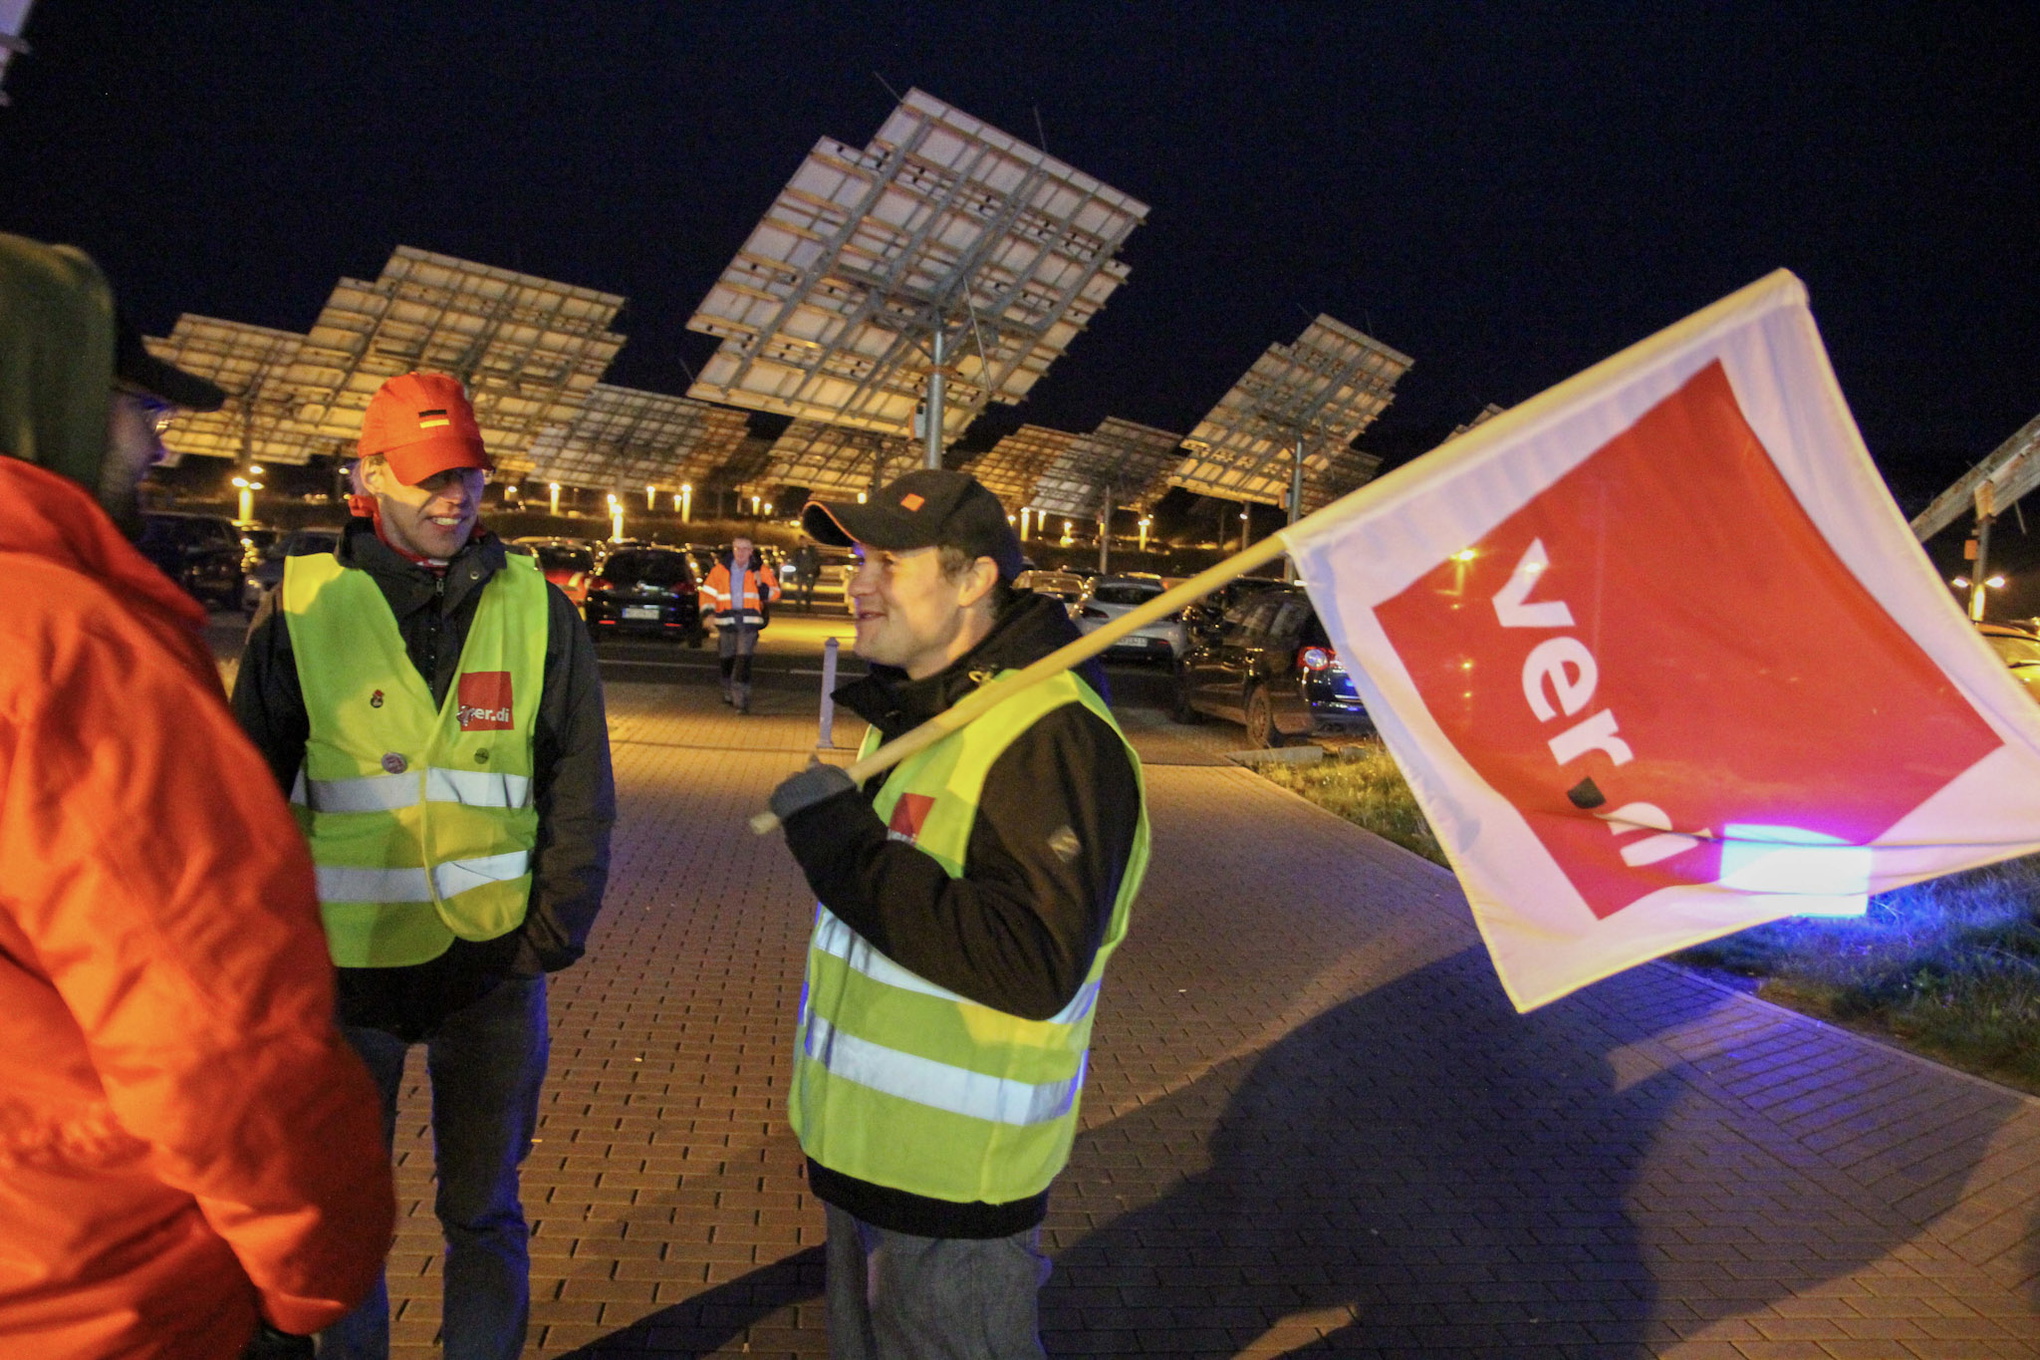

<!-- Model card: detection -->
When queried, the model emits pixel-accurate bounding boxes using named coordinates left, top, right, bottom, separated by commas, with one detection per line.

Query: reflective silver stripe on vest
left=295, top=768, right=532, bottom=813
left=314, top=850, right=531, bottom=904
left=426, top=769, right=532, bottom=808
left=812, top=908, right=1099, bottom=1027
left=802, top=1014, right=1086, bottom=1127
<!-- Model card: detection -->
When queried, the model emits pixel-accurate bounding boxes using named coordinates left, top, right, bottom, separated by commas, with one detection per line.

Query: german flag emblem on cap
left=418, top=408, right=452, bottom=429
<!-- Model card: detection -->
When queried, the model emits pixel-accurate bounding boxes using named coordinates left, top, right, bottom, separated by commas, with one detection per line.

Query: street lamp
left=606, top=492, right=624, bottom=543
left=646, top=484, right=658, bottom=510
left=680, top=483, right=693, bottom=522
left=548, top=482, right=561, bottom=516
left=230, top=475, right=263, bottom=523
left=1953, top=573, right=2008, bottom=620
left=1137, top=515, right=1151, bottom=553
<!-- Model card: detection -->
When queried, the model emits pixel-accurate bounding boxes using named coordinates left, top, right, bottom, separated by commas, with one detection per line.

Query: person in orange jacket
left=698, top=534, right=779, bottom=712
left=0, top=233, right=395, bottom=1360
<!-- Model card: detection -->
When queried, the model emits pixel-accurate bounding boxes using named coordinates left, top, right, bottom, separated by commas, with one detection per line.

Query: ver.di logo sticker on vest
left=1372, top=361, right=2001, bottom=921
left=887, top=793, right=935, bottom=844
left=457, top=671, right=515, bottom=731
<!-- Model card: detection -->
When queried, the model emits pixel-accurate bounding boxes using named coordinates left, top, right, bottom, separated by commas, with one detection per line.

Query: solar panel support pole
left=1098, top=489, right=1114, bottom=575
left=1969, top=482, right=1996, bottom=622
left=1283, top=437, right=1306, bottom=582
left=924, top=328, right=948, bottom=469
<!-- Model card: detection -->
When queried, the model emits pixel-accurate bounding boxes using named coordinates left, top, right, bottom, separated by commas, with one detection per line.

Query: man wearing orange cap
left=232, top=371, right=616, bottom=1360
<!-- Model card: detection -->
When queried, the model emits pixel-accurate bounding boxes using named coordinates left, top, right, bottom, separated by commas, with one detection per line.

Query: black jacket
left=780, top=592, right=1144, bottom=1238
left=232, top=519, right=616, bottom=1039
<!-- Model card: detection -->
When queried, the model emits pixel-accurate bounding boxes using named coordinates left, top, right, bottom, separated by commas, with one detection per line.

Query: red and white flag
left=1284, top=271, right=2040, bottom=1011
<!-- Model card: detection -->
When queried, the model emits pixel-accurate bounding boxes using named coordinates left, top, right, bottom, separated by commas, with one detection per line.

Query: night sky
left=3, top=3, right=2035, bottom=576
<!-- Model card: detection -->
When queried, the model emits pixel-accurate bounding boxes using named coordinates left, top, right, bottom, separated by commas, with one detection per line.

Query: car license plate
left=623, top=605, right=660, bottom=620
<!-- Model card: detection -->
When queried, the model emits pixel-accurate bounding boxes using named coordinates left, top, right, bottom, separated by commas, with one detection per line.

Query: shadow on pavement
left=1045, top=947, right=2018, bottom=1356
left=551, top=1244, right=825, bottom=1359
left=553, top=945, right=2023, bottom=1357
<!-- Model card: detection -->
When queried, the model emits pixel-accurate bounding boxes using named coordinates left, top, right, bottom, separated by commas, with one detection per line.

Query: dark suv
left=1171, top=584, right=1369, bottom=746
left=585, top=546, right=704, bottom=643
left=136, top=511, right=245, bottom=610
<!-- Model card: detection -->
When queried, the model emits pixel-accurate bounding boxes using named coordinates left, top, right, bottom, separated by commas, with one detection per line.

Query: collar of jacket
left=0, top=457, right=209, bottom=639
left=335, top=516, right=508, bottom=618
left=834, top=591, right=1107, bottom=740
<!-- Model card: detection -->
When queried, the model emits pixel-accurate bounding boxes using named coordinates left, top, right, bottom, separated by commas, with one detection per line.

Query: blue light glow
left=1718, top=824, right=1870, bottom=918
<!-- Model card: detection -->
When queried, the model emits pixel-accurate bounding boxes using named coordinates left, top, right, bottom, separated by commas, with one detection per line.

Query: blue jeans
left=824, top=1203, right=1051, bottom=1360
left=321, top=975, right=549, bottom=1360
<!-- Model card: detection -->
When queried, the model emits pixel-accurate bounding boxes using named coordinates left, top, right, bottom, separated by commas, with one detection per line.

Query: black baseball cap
left=115, top=312, right=226, bottom=412
left=803, top=469, right=1024, bottom=581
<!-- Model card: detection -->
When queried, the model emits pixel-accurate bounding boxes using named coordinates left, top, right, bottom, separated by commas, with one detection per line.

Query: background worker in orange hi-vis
left=699, top=534, right=779, bottom=712
left=0, top=231, right=395, bottom=1360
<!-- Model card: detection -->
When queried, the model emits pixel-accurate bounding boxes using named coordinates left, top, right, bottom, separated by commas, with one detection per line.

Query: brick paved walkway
left=374, top=666, right=2040, bottom=1358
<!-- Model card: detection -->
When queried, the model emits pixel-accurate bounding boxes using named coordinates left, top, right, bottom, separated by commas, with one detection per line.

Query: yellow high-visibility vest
left=789, top=670, right=1149, bottom=1204
left=282, top=552, right=547, bottom=967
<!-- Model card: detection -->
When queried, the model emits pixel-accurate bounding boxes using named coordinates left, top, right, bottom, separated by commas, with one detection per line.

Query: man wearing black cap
left=0, top=234, right=394, bottom=1357
left=766, top=469, right=1150, bottom=1358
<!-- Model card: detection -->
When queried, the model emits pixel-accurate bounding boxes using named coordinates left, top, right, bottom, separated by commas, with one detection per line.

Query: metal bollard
left=817, top=636, right=840, bottom=749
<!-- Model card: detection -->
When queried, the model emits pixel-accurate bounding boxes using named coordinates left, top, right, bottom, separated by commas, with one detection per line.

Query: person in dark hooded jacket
left=766, top=470, right=1148, bottom=1360
left=0, top=232, right=394, bottom=1359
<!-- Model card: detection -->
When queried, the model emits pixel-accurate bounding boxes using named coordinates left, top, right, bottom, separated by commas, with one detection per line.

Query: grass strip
left=1257, top=741, right=2040, bottom=1096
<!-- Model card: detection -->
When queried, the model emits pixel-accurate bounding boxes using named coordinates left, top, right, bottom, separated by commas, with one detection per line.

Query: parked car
left=135, top=511, right=245, bottom=610
left=515, top=536, right=601, bottom=608
left=682, top=543, right=719, bottom=582
left=1014, top=569, right=1086, bottom=610
left=784, top=545, right=859, bottom=599
left=1072, top=573, right=1185, bottom=662
left=240, top=525, right=344, bottom=614
left=232, top=521, right=279, bottom=573
left=1979, top=620, right=2040, bottom=703
left=1178, top=575, right=1287, bottom=651
left=1172, top=584, right=1370, bottom=746
left=585, top=546, right=704, bottom=643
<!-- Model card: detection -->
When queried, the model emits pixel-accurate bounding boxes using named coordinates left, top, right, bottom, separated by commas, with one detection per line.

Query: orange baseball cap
left=358, top=372, right=493, bottom=484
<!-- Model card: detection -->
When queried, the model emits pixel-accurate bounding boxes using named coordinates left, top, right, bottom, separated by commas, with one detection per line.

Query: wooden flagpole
left=749, top=531, right=1294, bottom=834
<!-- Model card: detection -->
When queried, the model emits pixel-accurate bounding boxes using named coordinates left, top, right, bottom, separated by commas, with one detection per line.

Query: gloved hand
left=770, top=758, right=857, bottom=824
left=240, top=1322, right=315, bottom=1359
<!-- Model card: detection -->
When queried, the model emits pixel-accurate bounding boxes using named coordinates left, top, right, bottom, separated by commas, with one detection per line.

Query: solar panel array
left=1450, top=402, right=1508, bottom=440
left=685, top=88, right=1149, bottom=446
left=704, top=433, right=777, bottom=495
left=1028, top=417, right=1184, bottom=519
left=1912, top=410, right=2040, bottom=543
left=962, top=424, right=1077, bottom=511
left=282, top=246, right=627, bottom=480
left=1299, top=446, right=1385, bottom=514
left=1171, top=315, right=1412, bottom=508
left=751, top=419, right=916, bottom=503
left=146, top=315, right=324, bottom=467
left=525, top=384, right=752, bottom=492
